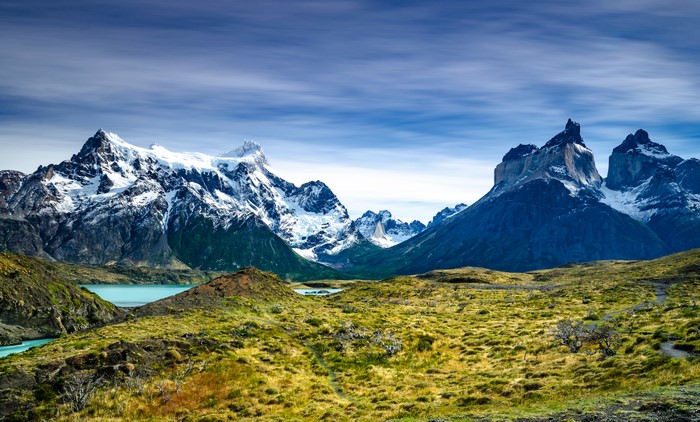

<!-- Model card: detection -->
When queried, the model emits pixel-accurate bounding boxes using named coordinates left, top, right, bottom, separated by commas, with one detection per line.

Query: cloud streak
left=1, top=0, right=699, bottom=221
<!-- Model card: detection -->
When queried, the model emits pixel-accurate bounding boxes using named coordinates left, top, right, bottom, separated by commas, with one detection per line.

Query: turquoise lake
left=0, top=338, right=56, bottom=358
left=80, top=284, right=195, bottom=307
left=0, top=284, right=342, bottom=358
left=0, top=284, right=194, bottom=358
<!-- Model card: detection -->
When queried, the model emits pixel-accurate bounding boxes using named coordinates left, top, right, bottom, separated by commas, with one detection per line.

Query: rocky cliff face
left=490, top=119, right=602, bottom=200
left=606, top=130, right=683, bottom=190
left=602, top=129, right=700, bottom=252
left=0, top=253, right=123, bottom=345
left=0, top=171, right=25, bottom=213
left=0, top=131, right=352, bottom=279
left=354, top=210, right=425, bottom=247
left=347, top=120, right=676, bottom=276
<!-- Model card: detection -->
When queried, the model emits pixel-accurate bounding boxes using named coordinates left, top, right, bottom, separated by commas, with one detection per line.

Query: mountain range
left=346, top=119, right=699, bottom=276
left=0, top=131, right=353, bottom=280
left=1, top=121, right=698, bottom=278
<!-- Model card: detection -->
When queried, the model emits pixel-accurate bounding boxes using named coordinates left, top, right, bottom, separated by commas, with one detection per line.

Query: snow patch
left=599, top=182, right=655, bottom=222
left=131, top=191, right=159, bottom=207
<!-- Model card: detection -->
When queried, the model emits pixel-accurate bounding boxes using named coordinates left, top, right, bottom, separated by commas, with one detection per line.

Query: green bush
left=416, top=335, right=436, bottom=352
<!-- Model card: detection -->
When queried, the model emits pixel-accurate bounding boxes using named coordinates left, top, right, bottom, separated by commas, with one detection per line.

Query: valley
left=0, top=250, right=698, bottom=420
left=0, top=120, right=699, bottom=420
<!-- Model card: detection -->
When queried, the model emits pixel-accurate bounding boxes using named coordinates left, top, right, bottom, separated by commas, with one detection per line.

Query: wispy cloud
left=1, top=1, right=699, bottom=220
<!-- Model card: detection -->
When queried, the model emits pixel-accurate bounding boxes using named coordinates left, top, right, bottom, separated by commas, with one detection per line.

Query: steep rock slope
left=601, top=129, right=700, bottom=251
left=348, top=120, right=671, bottom=276
left=354, top=210, right=425, bottom=247
left=0, top=131, right=351, bottom=280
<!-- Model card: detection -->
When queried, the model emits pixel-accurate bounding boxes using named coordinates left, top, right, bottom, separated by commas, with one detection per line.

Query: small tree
left=586, top=324, right=621, bottom=357
left=549, top=319, right=587, bottom=353
left=550, top=319, right=621, bottom=358
left=62, top=371, right=104, bottom=412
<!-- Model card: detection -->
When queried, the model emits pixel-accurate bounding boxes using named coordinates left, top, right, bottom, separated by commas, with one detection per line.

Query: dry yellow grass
left=2, top=251, right=699, bottom=420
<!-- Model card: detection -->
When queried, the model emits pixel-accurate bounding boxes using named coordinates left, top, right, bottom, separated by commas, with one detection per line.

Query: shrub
left=416, top=335, right=436, bottom=352
left=165, top=349, right=182, bottom=361
left=456, top=395, right=491, bottom=406
left=305, top=318, right=323, bottom=327
left=333, top=321, right=402, bottom=358
left=550, top=319, right=621, bottom=358
left=62, top=372, right=104, bottom=412
left=549, top=319, right=587, bottom=353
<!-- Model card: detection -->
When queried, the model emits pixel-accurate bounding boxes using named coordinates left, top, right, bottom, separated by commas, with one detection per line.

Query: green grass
left=1, top=250, right=699, bottom=420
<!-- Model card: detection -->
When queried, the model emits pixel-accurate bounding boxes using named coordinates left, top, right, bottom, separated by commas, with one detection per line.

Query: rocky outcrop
left=427, top=203, right=467, bottom=228
left=347, top=120, right=676, bottom=276
left=0, top=253, right=123, bottom=345
left=137, top=267, right=300, bottom=316
left=490, top=119, right=602, bottom=200
left=354, top=210, right=425, bottom=247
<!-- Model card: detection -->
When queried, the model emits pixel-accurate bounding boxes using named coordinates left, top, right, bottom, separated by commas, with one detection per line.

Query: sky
left=1, top=1, right=699, bottom=223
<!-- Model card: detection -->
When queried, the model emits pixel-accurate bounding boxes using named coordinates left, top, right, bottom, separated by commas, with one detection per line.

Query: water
left=0, top=338, right=55, bottom=358
left=80, top=284, right=195, bottom=307
left=294, top=288, right=343, bottom=296
left=0, top=285, right=341, bottom=358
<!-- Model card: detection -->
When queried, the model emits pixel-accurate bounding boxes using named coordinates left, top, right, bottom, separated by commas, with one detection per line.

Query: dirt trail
left=254, top=316, right=352, bottom=402
left=297, top=336, right=351, bottom=401
left=602, top=280, right=692, bottom=359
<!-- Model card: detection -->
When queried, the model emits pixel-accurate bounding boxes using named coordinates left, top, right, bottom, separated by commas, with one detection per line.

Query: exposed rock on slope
left=0, top=253, right=123, bottom=345
left=137, top=267, right=299, bottom=315
left=427, top=203, right=467, bottom=228
left=347, top=120, right=673, bottom=276
left=354, top=210, right=425, bottom=247
left=0, top=130, right=350, bottom=280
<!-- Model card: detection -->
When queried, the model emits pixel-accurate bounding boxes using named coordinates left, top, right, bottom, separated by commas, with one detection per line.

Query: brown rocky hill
left=136, top=267, right=300, bottom=315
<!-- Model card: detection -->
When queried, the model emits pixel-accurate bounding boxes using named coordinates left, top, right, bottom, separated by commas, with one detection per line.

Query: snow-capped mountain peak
left=488, top=119, right=601, bottom=200
left=5, top=130, right=360, bottom=263
left=613, top=129, right=673, bottom=158
left=354, top=210, right=426, bottom=248
left=221, top=139, right=269, bottom=166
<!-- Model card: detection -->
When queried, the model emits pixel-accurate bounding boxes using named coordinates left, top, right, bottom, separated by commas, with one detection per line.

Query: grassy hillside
left=0, top=253, right=123, bottom=346
left=1, top=251, right=699, bottom=420
left=0, top=251, right=223, bottom=285
left=52, top=260, right=222, bottom=285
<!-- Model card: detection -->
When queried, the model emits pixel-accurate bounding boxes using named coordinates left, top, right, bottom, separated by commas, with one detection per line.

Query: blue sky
left=1, top=1, right=699, bottom=222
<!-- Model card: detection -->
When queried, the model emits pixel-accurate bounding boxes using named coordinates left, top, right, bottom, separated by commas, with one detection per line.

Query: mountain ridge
left=1, top=121, right=699, bottom=279
left=0, top=130, right=353, bottom=280
left=343, top=120, right=696, bottom=277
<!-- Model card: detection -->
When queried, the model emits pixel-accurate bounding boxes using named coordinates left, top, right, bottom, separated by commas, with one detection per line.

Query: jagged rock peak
left=77, top=129, right=111, bottom=156
left=543, top=119, right=586, bottom=149
left=606, top=129, right=684, bottom=191
left=71, top=129, right=130, bottom=167
left=427, top=203, right=468, bottom=228
left=222, top=140, right=268, bottom=165
left=613, top=129, right=670, bottom=156
left=503, top=144, right=538, bottom=161
left=491, top=119, right=601, bottom=197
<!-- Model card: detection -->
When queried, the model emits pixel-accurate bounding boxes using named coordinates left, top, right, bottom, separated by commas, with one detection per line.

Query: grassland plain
left=0, top=251, right=699, bottom=421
